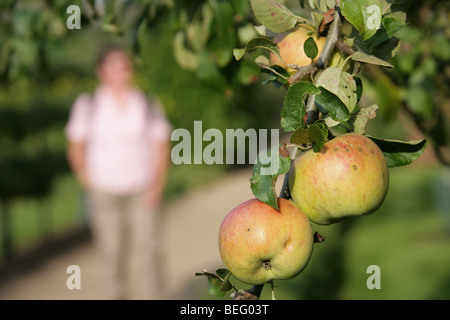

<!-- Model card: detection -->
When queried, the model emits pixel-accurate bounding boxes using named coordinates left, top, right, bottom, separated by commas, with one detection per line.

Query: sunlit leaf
left=250, top=144, right=291, bottom=210
left=281, top=81, right=320, bottom=132
left=367, top=136, right=428, bottom=168
left=340, top=0, right=382, bottom=40
left=250, top=0, right=309, bottom=33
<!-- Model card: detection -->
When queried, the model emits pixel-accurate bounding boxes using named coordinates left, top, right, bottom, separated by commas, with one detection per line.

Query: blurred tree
left=364, top=0, right=450, bottom=166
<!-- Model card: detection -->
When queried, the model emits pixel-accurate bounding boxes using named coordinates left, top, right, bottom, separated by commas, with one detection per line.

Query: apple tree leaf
left=315, top=67, right=358, bottom=113
left=281, top=81, right=321, bottom=132
left=195, top=269, right=233, bottom=297
left=250, top=0, right=309, bottom=33
left=290, top=121, right=328, bottom=152
left=340, top=0, right=382, bottom=41
left=367, top=136, right=428, bottom=168
left=348, top=104, right=379, bottom=134
left=350, top=51, right=394, bottom=68
left=217, top=269, right=233, bottom=292
left=256, top=55, right=290, bottom=87
left=233, top=37, right=280, bottom=61
left=314, top=86, right=350, bottom=122
left=250, top=144, right=292, bottom=210
left=366, top=16, right=406, bottom=48
left=304, top=37, right=318, bottom=60
left=173, top=31, right=198, bottom=71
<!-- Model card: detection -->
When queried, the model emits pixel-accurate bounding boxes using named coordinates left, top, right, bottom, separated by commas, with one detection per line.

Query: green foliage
left=304, top=37, right=319, bottom=60
left=340, top=0, right=382, bottom=41
left=233, top=37, right=280, bottom=61
left=173, top=0, right=257, bottom=91
left=195, top=268, right=234, bottom=297
left=290, top=121, right=328, bottom=153
left=229, top=0, right=429, bottom=210
left=250, top=0, right=312, bottom=33
left=281, top=81, right=320, bottom=132
left=368, top=136, right=428, bottom=168
left=249, top=144, right=291, bottom=210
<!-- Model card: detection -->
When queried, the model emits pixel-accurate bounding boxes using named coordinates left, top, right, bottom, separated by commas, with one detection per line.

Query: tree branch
left=335, top=39, right=355, bottom=56
left=288, top=7, right=342, bottom=86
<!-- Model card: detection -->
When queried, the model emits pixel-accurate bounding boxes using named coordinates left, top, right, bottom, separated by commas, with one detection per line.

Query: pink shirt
left=65, top=86, right=171, bottom=195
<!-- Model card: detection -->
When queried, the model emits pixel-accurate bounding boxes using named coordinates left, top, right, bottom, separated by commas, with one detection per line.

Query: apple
left=289, top=133, right=389, bottom=225
left=218, top=198, right=314, bottom=285
left=270, top=24, right=327, bottom=72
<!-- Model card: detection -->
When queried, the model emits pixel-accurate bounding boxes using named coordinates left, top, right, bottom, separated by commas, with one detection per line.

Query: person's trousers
left=88, top=190, right=160, bottom=300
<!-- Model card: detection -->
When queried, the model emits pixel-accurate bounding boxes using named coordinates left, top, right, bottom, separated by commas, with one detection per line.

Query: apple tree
left=191, top=0, right=430, bottom=299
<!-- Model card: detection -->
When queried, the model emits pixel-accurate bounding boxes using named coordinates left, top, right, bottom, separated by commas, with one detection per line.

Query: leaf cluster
left=234, top=0, right=427, bottom=209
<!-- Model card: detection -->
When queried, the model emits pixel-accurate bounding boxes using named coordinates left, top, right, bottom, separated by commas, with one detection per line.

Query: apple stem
left=262, top=260, right=272, bottom=270
left=270, top=281, right=276, bottom=300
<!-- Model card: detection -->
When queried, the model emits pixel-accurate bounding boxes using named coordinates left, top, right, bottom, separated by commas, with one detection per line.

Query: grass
left=201, top=163, right=450, bottom=300
left=5, top=175, right=83, bottom=256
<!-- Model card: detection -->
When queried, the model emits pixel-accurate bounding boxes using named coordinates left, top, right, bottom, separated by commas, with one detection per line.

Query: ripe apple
left=270, top=24, right=327, bottom=72
left=289, top=133, right=389, bottom=225
left=218, top=198, right=314, bottom=285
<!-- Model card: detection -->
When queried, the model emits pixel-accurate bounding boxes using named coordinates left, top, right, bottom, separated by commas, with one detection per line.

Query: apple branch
left=232, top=6, right=344, bottom=303
left=288, top=7, right=342, bottom=86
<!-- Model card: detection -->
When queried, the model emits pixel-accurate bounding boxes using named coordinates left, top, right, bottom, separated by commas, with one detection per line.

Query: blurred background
left=0, top=0, right=449, bottom=300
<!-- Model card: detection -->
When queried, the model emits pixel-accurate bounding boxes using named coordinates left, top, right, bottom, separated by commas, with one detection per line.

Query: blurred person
left=65, top=45, right=171, bottom=300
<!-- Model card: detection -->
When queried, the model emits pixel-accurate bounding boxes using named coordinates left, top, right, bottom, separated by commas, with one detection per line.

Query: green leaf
left=365, top=17, right=406, bottom=48
left=382, top=17, right=406, bottom=38
left=208, top=0, right=237, bottom=67
left=406, top=85, right=434, bottom=121
left=314, top=86, right=351, bottom=122
left=250, top=0, right=309, bottom=33
left=304, top=37, right=318, bottom=60
left=196, top=51, right=227, bottom=90
left=195, top=269, right=233, bottom=297
left=217, top=269, right=233, bottom=292
left=173, top=31, right=198, bottom=71
left=367, top=136, right=428, bottom=168
left=281, top=81, right=320, bottom=132
left=290, top=122, right=328, bottom=152
left=315, top=67, right=358, bottom=113
left=350, top=51, right=393, bottom=68
left=250, top=144, right=292, bottom=210
left=340, top=0, right=382, bottom=41
left=256, top=55, right=290, bottom=86
left=233, top=37, right=280, bottom=61
left=215, top=268, right=231, bottom=279
left=348, top=104, right=379, bottom=134
left=208, top=277, right=226, bottom=297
